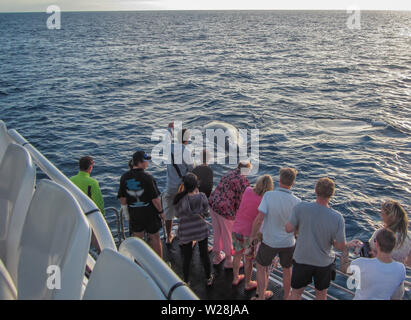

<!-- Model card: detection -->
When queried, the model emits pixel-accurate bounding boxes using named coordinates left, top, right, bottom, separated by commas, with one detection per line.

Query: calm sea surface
left=0, top=11, right=410, bottom=296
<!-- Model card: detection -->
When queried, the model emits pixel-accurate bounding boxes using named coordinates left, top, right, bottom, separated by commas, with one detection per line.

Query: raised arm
left=339, top=240, right=363, bottom=273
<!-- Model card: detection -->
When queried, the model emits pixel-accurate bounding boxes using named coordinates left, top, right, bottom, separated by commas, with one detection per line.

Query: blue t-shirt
left=350, top=258, right=406, bottom=300
left=258, top=188, right=301, bottom=248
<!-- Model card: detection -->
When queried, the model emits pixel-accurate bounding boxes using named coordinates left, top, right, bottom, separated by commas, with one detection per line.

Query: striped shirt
left=174, top=192, right=210, bottom=245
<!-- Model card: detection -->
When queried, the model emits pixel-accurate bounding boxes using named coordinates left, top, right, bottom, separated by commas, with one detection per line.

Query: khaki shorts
left=162, top=191, right=177, bottom=220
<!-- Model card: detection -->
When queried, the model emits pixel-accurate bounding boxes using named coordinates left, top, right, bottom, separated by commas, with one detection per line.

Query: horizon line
left=1, top=8, right=411, bottom=14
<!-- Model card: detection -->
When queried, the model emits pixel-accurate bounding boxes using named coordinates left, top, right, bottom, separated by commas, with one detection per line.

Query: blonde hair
left=253, top=175, right=274, bottom=196
left=315, top=177, right=335, bottom=199
left=279, top=168, right=298, bottom=187
left=382, top=200, right=409, bottom=247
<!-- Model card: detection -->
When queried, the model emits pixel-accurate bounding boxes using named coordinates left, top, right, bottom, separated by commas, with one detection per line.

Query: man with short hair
left=70, top=156, right=105, bottom=216
left=192, top=149, right=213, bottom=198
left=250, top=168, right=301, bottom=300
left=341, top=228, right=406, bottom=300
left=163, top=122, right=193, bottom=244
left=118, top=151, right=165, bottom=258
left=285, top=177, right=358, bottom=300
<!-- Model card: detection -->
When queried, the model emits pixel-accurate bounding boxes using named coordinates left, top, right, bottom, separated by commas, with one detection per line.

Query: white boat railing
left=119, top=238, right=198, bottom=300
left=8, top=129, right=117, bottom=253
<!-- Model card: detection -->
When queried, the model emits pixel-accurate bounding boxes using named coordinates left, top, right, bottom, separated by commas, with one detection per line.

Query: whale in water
left=203, top=121, right=244, bottom=161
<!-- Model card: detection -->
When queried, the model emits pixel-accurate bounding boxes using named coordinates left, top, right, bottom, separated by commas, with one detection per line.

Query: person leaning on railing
left=117, top=151, right=165, bottom=258
left=250, top=169, right=300, bottom=300
left=340, top=228, right=406, bottom=300
left=233, top=174, right=274, bottom=294
left=340, top=200, right=410, bottom=299
left=70, top=156, right=105, bottom=216
left=163, top=122, right=194, bottom=245
left=368, top=200, right=411, bottom=268
left=209, top=161, right=251, bottom=269
left=173, top=173, right=214, bottom=286
left=285, top=177, right=360, bottom=300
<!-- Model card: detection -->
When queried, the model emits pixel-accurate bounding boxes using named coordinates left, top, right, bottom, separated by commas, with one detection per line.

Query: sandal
left=206, top=273, right=215, bottom=286
left=232, top=274, right=245, bottom=286
left=244, top=281, right=258, bottom=291
left=166, top=234, right=174, bottom=245
left=251, top=290, right=273, bottom=300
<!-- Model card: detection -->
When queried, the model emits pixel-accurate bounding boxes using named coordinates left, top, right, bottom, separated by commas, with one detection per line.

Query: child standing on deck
left=174, top=173, right=214, bottom=286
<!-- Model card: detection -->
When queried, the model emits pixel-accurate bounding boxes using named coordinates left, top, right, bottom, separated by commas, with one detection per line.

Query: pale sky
left=1, top=0, right=410, bottom=12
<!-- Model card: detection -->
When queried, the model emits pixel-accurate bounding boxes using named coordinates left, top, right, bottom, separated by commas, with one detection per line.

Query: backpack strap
left=171, top=152, right=183, bottom=179
left=87, top=185, right=92, bottom=198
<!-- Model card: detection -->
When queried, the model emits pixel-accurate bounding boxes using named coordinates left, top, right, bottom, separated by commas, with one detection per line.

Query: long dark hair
left=173, top=173, right=199, bottom=205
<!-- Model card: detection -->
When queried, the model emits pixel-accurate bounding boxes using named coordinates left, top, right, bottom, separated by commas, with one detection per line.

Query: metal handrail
left=8, top=129, right=117, bottom=252
left=119, top=207, right=126, bottom=242
left=104, top=207, right=125, bottom=245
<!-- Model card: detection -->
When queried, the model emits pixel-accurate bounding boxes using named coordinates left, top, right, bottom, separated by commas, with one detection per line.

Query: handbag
left=171, top=152, right=185, bottom=193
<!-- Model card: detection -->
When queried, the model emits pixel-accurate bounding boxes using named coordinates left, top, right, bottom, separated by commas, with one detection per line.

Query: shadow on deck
left=162, top=238, right=284, bottom=300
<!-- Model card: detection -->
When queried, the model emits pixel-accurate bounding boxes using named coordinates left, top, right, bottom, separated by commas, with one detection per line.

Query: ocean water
left=0, top=10, right=410, bottom=297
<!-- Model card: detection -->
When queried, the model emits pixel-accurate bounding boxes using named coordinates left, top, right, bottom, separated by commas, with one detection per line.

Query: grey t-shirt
left=289, top=202, right=346, bottom=267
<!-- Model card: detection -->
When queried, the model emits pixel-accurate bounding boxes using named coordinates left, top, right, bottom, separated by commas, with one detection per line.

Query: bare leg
left=289, top=287, right=305, bottom=300
left=315, top=289, right=328, bottom=300
left=244, top=258, right=256, bottom=289
left=232, top=254, right=243, bottom=284
left=165, top=220, right=173, bottom=243
left=132, top=231, right=144, bottom=239
left=256, top=263, right=267, bottom=300
left=282, top=267, right=292, bottom=300
left=149, top=232, right=163, bottom=259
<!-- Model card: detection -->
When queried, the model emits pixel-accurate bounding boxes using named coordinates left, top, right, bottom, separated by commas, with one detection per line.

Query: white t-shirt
left=258, top=188, right=301, bottom=248
left=350, top=257, right=406, bottom=300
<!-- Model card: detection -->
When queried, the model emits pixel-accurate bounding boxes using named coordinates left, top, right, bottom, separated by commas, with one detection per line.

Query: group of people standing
left=70, top=123, right=410, bottom=300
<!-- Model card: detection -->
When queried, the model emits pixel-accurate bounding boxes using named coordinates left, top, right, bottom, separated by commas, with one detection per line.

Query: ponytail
left=173, top=172, right=199, bottom=206
left=173, top=188, right=189, bottom=205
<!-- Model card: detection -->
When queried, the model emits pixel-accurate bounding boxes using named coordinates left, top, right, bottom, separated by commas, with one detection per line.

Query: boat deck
left=162, top=238, right=284, bottom=300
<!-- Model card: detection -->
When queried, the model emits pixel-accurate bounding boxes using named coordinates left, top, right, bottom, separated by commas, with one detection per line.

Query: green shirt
left=70, top=171, right=105, bottom=216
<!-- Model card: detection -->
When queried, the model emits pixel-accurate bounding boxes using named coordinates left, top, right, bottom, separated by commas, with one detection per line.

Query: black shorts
left=291, top=260, right=336, bottom=291
left=129, top=205, right=162, bottom=236
left=256, top=242, right=295, bottom=268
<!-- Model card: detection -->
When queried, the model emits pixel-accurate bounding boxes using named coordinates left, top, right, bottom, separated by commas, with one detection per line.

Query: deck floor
left=162, top=238, right=284, bottom=300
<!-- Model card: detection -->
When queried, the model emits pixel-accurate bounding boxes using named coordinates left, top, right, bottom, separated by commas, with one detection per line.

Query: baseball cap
left=132, top=151, right=152, bottom=164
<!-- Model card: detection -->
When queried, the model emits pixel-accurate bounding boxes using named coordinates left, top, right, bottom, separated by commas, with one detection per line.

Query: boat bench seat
left=83, top=248, right=166, bottom=300
left=16, top=179, right=91, bottom=299
left=0, top=143, right=36, bottom=284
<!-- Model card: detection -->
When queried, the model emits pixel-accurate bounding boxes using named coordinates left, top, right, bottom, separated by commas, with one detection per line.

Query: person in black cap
left=118, top=150, right=165, bottom=258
